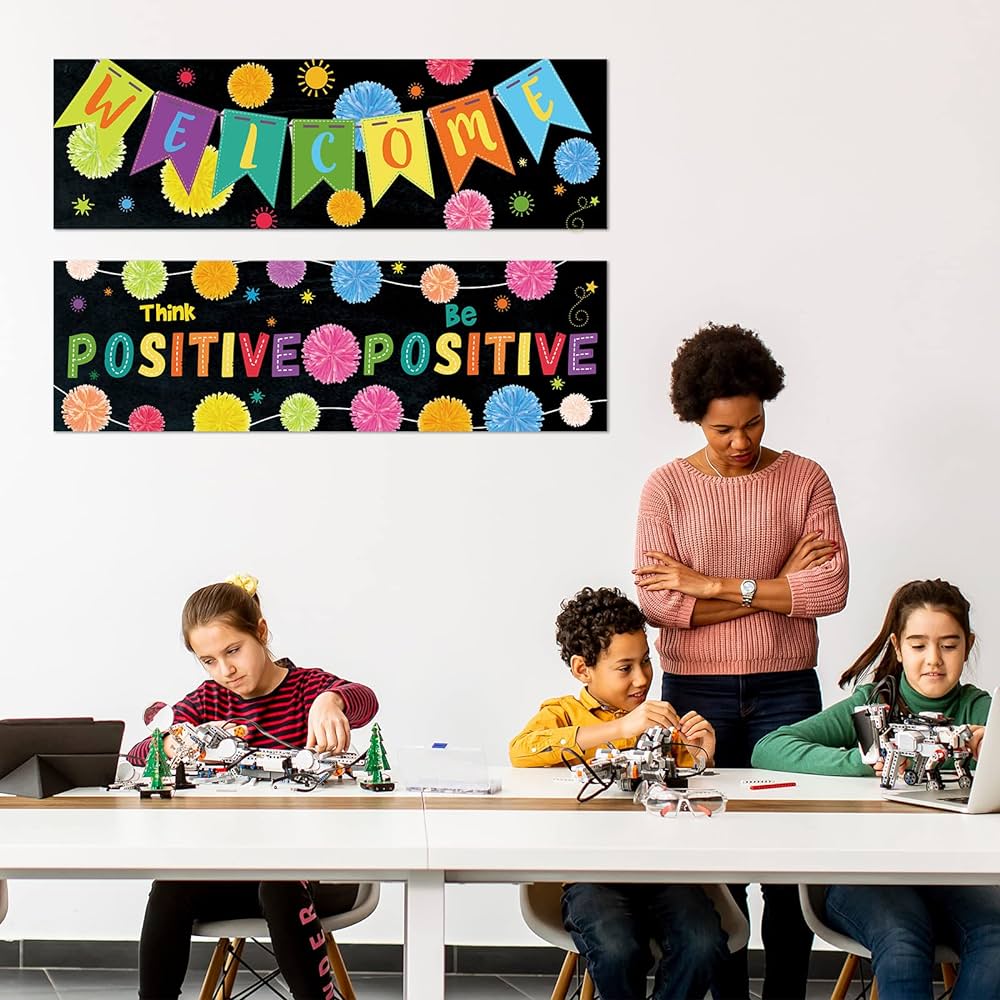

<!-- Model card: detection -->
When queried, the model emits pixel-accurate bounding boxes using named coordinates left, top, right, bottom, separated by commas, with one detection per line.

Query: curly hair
left=555, top=587, right=646, bottom=667
left=670, top=323, right=786, bottom=423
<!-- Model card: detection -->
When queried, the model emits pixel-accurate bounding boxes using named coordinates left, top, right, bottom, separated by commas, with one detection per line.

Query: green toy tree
left=361, top=723, right=394, bottom=791
left=143, top=728, right=171, bottom=791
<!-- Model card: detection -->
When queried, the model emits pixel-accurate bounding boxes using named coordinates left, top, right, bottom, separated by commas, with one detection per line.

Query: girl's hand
left=778, top=532, right=838, bottom=577
left=634, top=552, right=718, bottom=598
left=307, top=691, right=351, bottom=752
left=678, top=710, right=716, bottom=767
left=968, top=725, right=986, bottom=760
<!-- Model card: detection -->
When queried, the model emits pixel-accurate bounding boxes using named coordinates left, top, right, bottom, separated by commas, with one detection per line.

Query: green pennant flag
left=289, top=119, right=355, bottom=208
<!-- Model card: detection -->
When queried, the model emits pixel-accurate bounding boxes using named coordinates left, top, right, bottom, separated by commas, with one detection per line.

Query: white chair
left=193, top=882, right=379, bottom=1000
left=0, top=880, right=7, bottom=925
left=519, top=882, right=750, bottom=1000
left=798, top=885, right=958, bottom=1000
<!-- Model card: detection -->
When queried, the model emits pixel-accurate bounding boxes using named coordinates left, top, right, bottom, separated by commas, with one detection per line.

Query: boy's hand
left=620, top=700, right=681, bottom=739
left=677, top=710, right=716, bottom=766
left=307, top=691, right=351, bottom=752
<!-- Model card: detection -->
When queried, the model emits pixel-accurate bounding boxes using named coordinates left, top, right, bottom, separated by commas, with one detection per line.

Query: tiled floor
left=0, top=967, right=845, bottom=999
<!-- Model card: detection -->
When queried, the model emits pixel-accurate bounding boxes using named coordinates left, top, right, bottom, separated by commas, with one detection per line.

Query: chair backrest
left=798, top=884, right=959, bottom=964
left=0, top=879, right=7, bottom=925
left=520, top=882, right=749, bottom=955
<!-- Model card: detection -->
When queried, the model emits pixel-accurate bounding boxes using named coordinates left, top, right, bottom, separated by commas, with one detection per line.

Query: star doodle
left=586, top=281, right=598, bottom=293
left=266, top=316, right=277, bottom=328
left=517, top=157, right=528, bottom=168
left=89, top=370, right=100, bottom=381
left=554, top=183, right=566, bottom=196
left=244, top=287, right=260, bottom=303
left=250, top=389, right=265, bottom=404
left=103, top=287, right=113, bottom=296
left=550, top=376, right=566, bottom=391
left=301, top=290, right=315, bottom=304
left=73, top=196, right=93, bottom=216
left=590, top=195, right=600, bottom=206
left=392, top=261, right=405, bottom=274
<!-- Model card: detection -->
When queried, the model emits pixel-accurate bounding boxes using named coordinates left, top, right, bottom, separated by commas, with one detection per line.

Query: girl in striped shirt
left=131, top=574, right=378, bottom=1000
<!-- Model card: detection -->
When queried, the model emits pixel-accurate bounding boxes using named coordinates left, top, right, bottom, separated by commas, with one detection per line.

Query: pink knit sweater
left=635, top=451, right=849, bottom=676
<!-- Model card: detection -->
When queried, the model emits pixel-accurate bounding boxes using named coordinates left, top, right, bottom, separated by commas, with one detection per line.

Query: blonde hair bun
left=225, top=573, right=259, bottom=597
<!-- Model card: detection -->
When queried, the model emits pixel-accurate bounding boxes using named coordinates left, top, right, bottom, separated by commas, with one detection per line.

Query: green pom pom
left=67, top=123, right=126, bottom=179
left=122, top=260, right=168, bottom=300
left=280, top=393, right=321, bottom=432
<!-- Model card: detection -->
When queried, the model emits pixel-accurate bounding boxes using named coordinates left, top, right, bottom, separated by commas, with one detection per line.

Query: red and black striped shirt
left=126, top=659, right=378, bottom=764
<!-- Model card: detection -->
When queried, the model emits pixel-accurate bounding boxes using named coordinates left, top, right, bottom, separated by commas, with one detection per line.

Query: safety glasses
left=638, top=783, right=727, bottom=818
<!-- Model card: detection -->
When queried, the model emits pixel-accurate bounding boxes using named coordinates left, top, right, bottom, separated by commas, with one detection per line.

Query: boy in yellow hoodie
left=510, top=587, right=726, bottom=999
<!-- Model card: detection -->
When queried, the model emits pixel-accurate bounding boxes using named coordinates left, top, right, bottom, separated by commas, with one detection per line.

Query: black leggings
left=138, top=880, right=359, bottom=1000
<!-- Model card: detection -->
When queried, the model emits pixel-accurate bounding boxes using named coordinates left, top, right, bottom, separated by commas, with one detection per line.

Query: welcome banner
left=55, top=259, right=607, bottom=432
left=54, top=59, right=606, bottom=229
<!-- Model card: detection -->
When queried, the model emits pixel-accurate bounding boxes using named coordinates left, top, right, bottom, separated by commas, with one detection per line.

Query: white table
left=4, top=769, right=1000, bottom=1000
left=0, top=784, right=439, bottom=999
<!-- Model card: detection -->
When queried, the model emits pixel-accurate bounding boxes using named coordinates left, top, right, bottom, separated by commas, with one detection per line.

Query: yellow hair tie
left=225, top=573, right=259, bottom=597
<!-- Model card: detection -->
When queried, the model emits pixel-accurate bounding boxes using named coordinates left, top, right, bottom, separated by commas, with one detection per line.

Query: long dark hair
left=839, top=579, right=972, bottom=689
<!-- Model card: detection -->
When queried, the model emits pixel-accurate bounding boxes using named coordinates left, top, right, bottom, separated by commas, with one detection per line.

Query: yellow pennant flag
left=54, top=59, right=153, bottom=156
left=360, top=112, right=435, bottom=206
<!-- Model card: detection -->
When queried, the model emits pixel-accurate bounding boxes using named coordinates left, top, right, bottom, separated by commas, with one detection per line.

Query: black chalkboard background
left=54, top=59, right=607, bottom=229
left=54, top=259, right=607, bottom=432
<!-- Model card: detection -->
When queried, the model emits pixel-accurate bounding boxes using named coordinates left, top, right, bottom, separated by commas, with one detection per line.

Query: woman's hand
left=307, top=691, right=351, bottom=752
left=968, top=725, right=986, bottom=760
left=778, top=531, right=838, bottom=577
left=634, top=552, right=719, bottom=598
left=678, top=710, right=716, bottom=767
left=619, top=700, right=681, bottom=739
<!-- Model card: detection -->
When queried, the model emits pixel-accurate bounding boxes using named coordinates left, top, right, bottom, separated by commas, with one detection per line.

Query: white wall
left=2, top=0, right=999, bottom=946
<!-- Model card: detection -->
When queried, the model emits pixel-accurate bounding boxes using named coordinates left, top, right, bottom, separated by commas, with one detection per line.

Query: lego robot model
left=564, top=726, right=708, bottom=803
left=852, top=700, right=975, bottom=792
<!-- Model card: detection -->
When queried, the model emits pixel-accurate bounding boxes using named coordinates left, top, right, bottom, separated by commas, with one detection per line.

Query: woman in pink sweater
left=634, top=323, right=849, bottom=1000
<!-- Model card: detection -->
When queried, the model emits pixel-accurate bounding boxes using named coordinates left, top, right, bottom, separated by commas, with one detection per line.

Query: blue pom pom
left=484, top=385, right=544, bottom=433
left=554, top=138, right=600, bottom=184
left=334, top=81, right=401, bottom=153
left=331, top=260, right=383, bottom=304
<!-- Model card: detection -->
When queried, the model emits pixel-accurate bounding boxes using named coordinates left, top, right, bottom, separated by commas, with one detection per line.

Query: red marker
left=748, top=781, right=796, bottom=791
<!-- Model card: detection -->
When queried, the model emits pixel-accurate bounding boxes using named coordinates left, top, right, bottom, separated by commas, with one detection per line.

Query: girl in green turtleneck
left=752, top=579, right=1000, bottom=1000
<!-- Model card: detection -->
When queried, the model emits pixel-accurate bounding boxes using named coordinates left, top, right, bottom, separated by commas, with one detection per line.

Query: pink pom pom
left=350, top=385, right=404, bottom=432
left=505, top=260, right=557, bottom=301
left=266, top=260, right=307, bottom=288
left=128, top=405, right=166, bottom=432
left=420, top=264, right=460, bottom=304
left=443, top=189, right=494, bottom=230
left=302, top=323, right=361, bottom=384
left=426, top=59, right=474, bottom=85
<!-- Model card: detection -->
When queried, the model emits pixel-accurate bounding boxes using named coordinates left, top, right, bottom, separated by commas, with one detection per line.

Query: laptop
left=883, top=687, right=1000, bottom=814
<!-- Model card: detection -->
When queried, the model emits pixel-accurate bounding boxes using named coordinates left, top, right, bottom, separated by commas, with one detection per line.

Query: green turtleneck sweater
left=751, top=674, right=992, bottom=777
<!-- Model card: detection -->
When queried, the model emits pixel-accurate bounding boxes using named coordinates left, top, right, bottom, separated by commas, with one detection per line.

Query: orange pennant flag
left=427, top=90, right=515, bottom=192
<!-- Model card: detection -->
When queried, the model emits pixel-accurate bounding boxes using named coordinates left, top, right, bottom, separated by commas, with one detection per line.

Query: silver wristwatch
left=740, top=579, right=757, bottom=607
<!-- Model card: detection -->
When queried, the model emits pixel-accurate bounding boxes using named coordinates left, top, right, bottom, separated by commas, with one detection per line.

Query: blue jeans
left=562, top=882, right=728, bottom=999
left=662, top=669, right=822, bottom=1000
left=825, top=884, right=1000, bottom=1000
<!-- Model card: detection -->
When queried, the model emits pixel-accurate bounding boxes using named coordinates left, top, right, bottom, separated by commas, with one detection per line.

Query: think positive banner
left=54, top=59, right=607, bottom=229
left=55, top=258, right=607, bottom=432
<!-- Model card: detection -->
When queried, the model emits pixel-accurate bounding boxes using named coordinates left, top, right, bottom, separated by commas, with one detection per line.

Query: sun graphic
left=298, top=60, right=334, bottom=97
left=176, top=67, right=196, bottom=87
left=407, top=82, right=424, bottom=100
left=301, top=290, right=315, bottom=304
left=554, top=183, right=566, bottom=196
left=494, top=294, right=511, bottom=312
left=391, top=261, right=405, bottom=275
left=73, top=196, right=93, bottom=216
left=251, top=207, right=277, bottom=229
left=509, top=191, right=534, bottom=217
left=118, top=195, right=135, bottom=212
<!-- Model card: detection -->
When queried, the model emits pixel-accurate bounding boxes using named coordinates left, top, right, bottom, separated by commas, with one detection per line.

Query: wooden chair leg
left=831, top=954, right=859, bottom=1000
left=869, top=977, right=879, bottom=1000
left=221, top=938, right=244, bottom=999
left=581, top=969, right=595, bottom=1000
left=941, top=962, right=957, bottom=989
left=198, top=939, right=230, bottom=1000
left=550, top=950, right=576, bottom=1000
left=325, top=933, right=356, bottom=1000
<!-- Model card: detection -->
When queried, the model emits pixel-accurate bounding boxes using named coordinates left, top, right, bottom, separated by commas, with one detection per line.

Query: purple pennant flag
left=130, top=92, right=217, bottom=191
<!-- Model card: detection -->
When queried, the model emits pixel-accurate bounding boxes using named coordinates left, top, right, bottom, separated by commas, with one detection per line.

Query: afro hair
left=670, top=323, right=785, bottom=423
left=555, top=586, right=646, bottom=667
